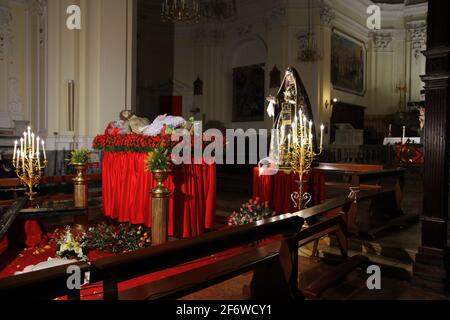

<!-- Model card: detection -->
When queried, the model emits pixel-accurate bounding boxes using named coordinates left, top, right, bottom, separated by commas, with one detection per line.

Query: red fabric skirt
left=102, top=152, right=216, bottom=238
left=252, top=167, right=326, bottom=214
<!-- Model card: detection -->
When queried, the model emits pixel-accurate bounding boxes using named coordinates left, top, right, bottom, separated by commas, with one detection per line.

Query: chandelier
left=161, top=0, right=201, bottom=23
left=297, top=0, right=321, bottom=63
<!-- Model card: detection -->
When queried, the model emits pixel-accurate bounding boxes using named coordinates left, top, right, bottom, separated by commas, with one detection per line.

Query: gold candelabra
left=289, top=110, right=324, bottom=210
left=13, top=127, right=47, bottom=201
left=161, top=0, right=200, bottom=23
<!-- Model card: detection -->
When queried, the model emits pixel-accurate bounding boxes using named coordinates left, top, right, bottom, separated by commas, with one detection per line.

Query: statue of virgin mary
left=266, top=67, right=317, bottom=170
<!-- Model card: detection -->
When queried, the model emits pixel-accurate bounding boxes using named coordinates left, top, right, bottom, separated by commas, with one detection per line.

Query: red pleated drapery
left=252, top=167, right=326, bottom=214
left=102, top=152, right=216, bottom=239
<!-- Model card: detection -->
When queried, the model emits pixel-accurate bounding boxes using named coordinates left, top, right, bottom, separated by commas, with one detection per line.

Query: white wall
left=170, top=0, right=428, bottom=143
left=1, top=0, right=136, bottom=150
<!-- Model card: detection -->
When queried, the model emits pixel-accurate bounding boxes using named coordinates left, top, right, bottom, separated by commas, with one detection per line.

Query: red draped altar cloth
left=102, top=152, right=216, bottom=238
left=253, top=167, right=326, bottom=214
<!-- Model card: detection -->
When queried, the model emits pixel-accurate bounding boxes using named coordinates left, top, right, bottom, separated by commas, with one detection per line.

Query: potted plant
left=145, top=145, right=172, bottom=245
left=67, top=148, right=92, bottom=208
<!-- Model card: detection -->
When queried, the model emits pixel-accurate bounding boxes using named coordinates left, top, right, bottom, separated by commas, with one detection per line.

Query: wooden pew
left=0, top=189, right=396, bottom=301
left=0, top=261, right=91, bottom=300
left=316, top=163, right=414, bottom=238
left=92, top=213, right=304, bottom=300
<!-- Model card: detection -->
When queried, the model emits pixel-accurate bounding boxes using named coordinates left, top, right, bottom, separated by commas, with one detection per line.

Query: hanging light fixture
left=161, top=0, right=201, bottom=23
left=297, top=0, right=321, bottom=63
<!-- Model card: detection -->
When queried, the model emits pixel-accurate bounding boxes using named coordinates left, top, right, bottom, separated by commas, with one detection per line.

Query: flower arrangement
left=227, top=198, right=276, bottom=227
left=93, top=133, right=174, bottom=153
left=145, top=147, right=171, bottom=171
left=83, top=223, right=151, bottom=253
left=56, top=226, right=88, bottom=261
left=66, top=148, right=92, bottom=165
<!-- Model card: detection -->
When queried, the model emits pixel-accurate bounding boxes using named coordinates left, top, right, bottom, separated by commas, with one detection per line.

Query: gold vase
left=151, top=169, right=171, bottom=246
left=72, top=163, right=88, bottom=208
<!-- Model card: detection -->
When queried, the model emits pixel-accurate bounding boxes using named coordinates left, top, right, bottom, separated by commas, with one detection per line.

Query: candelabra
left=161, top=0, right=200, bottom=23
left=289, top=111, right=324, bottom=210
left=12, top=127, right=47, bottom=201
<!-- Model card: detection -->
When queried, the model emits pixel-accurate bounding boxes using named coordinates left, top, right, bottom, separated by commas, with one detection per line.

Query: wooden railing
left=0, top=174, right=102, bottom=208
left=317, top=163, right=413, bottom=237
left=324, top=145, right=395, bottom=164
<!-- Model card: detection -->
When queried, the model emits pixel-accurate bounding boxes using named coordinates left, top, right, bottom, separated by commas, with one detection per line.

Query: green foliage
left=83, top=223, right=151, bottom=254
left=145, top=147, right=171, bottom=171
left=66, top=148, right=91, bottom=165
left=227, top=198, right=276, bottom=227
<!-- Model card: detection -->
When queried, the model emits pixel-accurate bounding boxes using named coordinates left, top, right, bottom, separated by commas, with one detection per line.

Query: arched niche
left=225, top=35, right=268, bottom=130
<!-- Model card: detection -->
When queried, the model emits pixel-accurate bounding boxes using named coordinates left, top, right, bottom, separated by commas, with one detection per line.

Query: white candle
left=23, top=132, right=27, bottom=151
left=309, top=121, right=313, bottom=144
left=27, top=127, right=31, bottom=146
left=402, top=126, right=406, bottom=144
left=36, top=137, right=40, bottom=156
left=31, top=133, right=35, bottom=155
left=42, top=140, right=47, bottom=160
left=320, top=124, right=324, bottom=150
left=21, top=151, right=25, bottom=169
left=13, top=141, right=18, bottom=162
left=29, top=151, right=33, bottom=172
left=16, top=150, right=20, bottom=168
left=292, top=123, right=298, bottom=145
left=303, top=116, right=308, bottom=138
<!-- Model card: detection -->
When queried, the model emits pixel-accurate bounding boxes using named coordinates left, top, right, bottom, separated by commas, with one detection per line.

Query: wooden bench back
left=92, top=214, right=304, bottom=283
left=317, top=163, right=384, bottom=173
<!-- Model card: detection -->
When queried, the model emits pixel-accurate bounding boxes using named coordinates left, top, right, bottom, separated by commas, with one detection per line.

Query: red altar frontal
left=253, top=167, right=326, bottom=214
left=102, top=152, right=216, bottom=238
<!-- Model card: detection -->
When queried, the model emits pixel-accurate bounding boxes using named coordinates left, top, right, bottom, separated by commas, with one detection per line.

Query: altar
left=102, top=152, right=216, bottom=239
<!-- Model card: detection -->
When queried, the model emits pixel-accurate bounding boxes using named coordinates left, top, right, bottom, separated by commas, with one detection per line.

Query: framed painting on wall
left=232, top=64, right=265, bottom=122
left=331, top=30, right=366, bottom=96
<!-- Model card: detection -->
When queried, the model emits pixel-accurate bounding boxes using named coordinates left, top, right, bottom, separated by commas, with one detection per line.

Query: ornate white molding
left=407, top=20, right=427, bottom=59
left=265, top=1, right=286, bottom=28
left=373, top=32, right=393, bottom=51
left=320, top=4, right=335, bottom=28
left=237, top=24, right=252, bottom=37
left=0, top=4, right=11, bottom=62
left=45, top=135, right=96, bottom=151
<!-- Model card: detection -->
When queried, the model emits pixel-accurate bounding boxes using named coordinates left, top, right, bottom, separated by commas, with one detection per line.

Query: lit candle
left=27, top=127, right=31, bottom=146
left=13, top=141, right=18, bottom=162
left=320, top=124, right=325, bottom=150
left=21, top=151, right=25, bottom=169
left=16, top=150, right=20, bottom=168
left=292, top=123, right=298, bottom=145
left=402, top=126, right=406, bottom=144
left=29, top=151, right=33, bottom=172
left=42, top=140, right=47, bottom=160
left=303, top=116, right=308, bottom=138
left=31, top=133, right=35, bottom=155
left=36, top=137, right=40, bottom=156
left=23, top=132, right=27, bottom=151
left=309, top=121, right=313, bottom=145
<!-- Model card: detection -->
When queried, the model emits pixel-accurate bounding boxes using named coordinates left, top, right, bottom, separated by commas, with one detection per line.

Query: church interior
left=0, top=0, right=449, bottom=303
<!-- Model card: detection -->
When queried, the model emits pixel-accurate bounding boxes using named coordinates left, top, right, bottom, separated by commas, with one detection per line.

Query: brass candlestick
left=289, top=112, right=324, bottom=210
left=13, top=127, right=48, bottom=201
